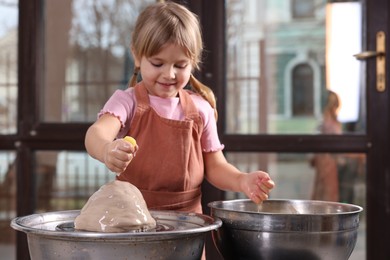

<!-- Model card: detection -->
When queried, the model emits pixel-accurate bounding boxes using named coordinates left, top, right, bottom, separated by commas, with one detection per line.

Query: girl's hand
left=240, top=171, right=275, bottom=204
left=103, top=139, right=138, bottom=174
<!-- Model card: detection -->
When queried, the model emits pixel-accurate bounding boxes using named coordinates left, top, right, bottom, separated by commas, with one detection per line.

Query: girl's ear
left=131, top=46, right=141, bottom=67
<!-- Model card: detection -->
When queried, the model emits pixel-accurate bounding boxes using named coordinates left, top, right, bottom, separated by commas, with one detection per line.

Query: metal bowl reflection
left=208, top=199, right=363, bottom=260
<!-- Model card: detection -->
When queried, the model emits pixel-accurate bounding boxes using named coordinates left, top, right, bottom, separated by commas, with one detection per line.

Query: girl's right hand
left=103, top=139, right=138, bottom=174
left=240, top=171, right=275, bottom=204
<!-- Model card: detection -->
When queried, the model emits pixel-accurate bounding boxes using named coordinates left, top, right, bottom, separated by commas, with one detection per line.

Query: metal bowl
left=11, top=210, right=222, bottom=260
left=208, top=199, right=363, bottom=260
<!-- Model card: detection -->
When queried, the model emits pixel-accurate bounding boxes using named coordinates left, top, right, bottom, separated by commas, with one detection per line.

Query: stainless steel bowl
left=208, top=199, right=363, bottom=260
left=11, top=210, right=222, bottom=260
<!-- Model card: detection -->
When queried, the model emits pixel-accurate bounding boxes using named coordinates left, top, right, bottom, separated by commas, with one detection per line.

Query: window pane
left=224, top=151, right=366, bottom=260
left=292, top=0, right=316, bottom=19
left=41, top=0, right=155, bottom=123
left=225, top=0, right=365, bottom=134
left=0, top=0, right=18, bottom=134
left=34, top=151, right=115, bottom=212
left=0, top=151, right=17, bottom=260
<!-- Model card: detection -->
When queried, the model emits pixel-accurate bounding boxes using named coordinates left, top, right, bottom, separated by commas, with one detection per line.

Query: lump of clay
left=74, top=180, right=156, bottom=232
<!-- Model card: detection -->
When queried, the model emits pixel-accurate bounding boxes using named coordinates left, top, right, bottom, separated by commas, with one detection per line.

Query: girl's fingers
left=264, top=179, right=275, bottom=188
left=247, top=174, right=274, bottom=204
left=259, top=180, right=275, bottom=193
left=250, top=190, right=268, bottom=204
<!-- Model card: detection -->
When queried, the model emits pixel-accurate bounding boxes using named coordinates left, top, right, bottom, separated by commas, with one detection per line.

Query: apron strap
left=134, top=83, right=150, bottom=112
left=178, top=88, right=199, bottom=120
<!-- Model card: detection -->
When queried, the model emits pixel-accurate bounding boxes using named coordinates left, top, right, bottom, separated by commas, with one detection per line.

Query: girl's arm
left=203, top=150, right=274, bottom=203
left=85, top=114, right=136, bottom=173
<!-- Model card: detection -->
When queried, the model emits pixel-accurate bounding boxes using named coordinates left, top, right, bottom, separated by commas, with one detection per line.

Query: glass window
left=292, top=0, right=316, bottom=19
left=224, top=151, right=366, bottom=260
left=0, top=0, right=18, bottom=258
left=0, top=151, right=17, bottom=260
left=34, top=151, right=115, bottom=212
left=0, top=0, right=18, bottom=134
left=1, top=149, right=114, bottom=259
left=292, top=63, right=314, bottom=116
left=41, top=0, right=155, bottom=123
left=225, top=0, right=365, bottom=134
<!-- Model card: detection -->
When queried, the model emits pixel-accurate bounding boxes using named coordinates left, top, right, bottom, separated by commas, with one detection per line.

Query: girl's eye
left=151, top=62, right=162, bottom=67
left=149, top=60, right=188, bottom=69
left=175, top=64, right=188, bottom=69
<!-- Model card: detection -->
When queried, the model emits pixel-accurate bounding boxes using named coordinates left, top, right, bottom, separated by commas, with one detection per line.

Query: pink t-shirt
left=98, top=88, right=224, bottom=153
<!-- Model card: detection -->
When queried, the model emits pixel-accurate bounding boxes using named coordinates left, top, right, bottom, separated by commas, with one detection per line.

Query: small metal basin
left=208, top=199, right=363, bottom=260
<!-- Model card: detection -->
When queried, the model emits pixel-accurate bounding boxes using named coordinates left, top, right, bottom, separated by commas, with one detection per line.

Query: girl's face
left=135, top=43, right=193, bottom=98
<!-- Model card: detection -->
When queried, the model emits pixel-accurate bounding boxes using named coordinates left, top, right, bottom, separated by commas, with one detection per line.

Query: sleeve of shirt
left=191, top=94, right=225, bottom=153
left=97, top=88, right=136, bottom=138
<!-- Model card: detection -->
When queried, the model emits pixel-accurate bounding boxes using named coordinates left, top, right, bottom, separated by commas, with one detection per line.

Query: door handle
left=354, top=31, right=386, bottom=92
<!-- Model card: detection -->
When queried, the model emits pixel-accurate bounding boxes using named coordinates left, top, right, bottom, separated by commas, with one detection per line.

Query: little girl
left=85, top=1, right=274, bottom=214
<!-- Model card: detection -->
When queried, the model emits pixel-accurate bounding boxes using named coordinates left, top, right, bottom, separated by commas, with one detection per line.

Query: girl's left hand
left=240, top=171, right=275, bottom=204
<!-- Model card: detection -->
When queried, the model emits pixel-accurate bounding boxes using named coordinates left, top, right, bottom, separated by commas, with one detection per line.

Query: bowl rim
left=10, top=209, right=222, bottom=239
left=207, top=199, right=364, bottom=216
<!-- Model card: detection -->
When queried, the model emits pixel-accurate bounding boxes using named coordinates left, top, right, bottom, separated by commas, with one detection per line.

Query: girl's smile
left=157, top=81, right=177, bottom=87
left=135, top=43, right=193, bottom=98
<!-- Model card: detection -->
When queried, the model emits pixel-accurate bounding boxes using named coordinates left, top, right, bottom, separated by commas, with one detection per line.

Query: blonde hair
left=129, top=1, right=217, bottom=119
left=324, top=90, right=340, bottom=121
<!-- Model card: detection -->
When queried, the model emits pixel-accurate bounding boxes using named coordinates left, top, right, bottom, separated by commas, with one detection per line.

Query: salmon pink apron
left=117, top=83, right=204, bottom=213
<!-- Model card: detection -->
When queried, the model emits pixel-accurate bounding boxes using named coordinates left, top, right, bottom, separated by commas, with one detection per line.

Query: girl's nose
left=163, top=66, right=176, bottom=79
